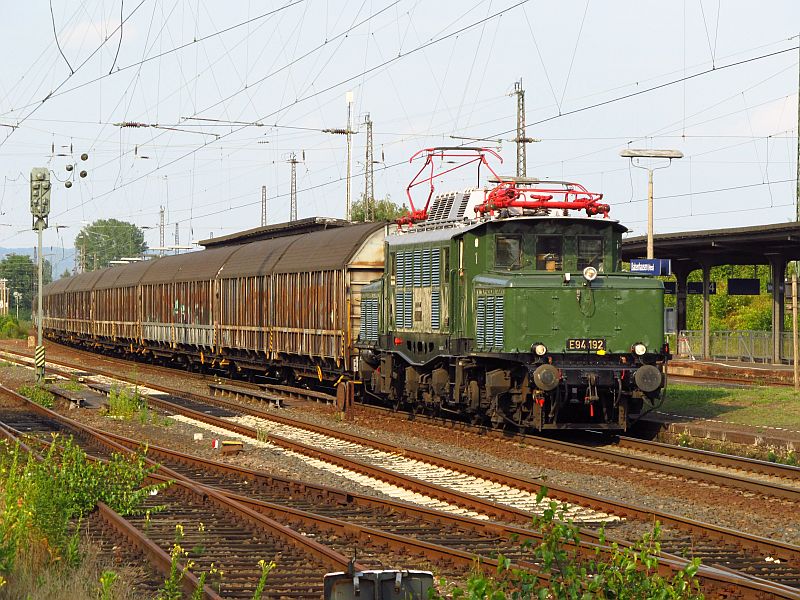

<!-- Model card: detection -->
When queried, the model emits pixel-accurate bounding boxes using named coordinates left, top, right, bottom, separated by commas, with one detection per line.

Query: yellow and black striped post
left=35, top=345, right=45, bottom=383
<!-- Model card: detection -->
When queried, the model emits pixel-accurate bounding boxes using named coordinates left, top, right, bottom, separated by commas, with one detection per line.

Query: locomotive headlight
left=532, top=343, right=547, bottom=356
left=582, top=266, right=598, bottom=282
left=633, top=343, right=647, bottom=356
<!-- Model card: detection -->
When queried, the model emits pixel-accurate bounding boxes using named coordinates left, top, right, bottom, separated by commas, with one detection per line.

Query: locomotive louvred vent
left=413, top=249, right=422, bottom=287
left=395, top=292, right=404, bottom=329
left=404, top=251, right=413, bottom=286
left=429, top=192, right=455, bottom=221
left=431, top=247, right=441, bottom=287
left=404, top=291, right=413, bottom=329
left=422, top=248, right=431, bottom=286
left=494, top=296, right=504, bottom=348
left=362, top=298, right=378, bottom=342
left=476, top=294, right=503, bottom=350
left=455, top=192, right=471, bottom=219
left=476, top=296, right=485, bottom=347
left=485, top=296, right=495, bottom=350
left=431, top=290, right=440, bottom=330
left=396, top=252, right=405, bottom=287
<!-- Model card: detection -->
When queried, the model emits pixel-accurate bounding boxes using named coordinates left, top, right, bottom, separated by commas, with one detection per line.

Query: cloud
left=60, top=18, right=136, bottom=54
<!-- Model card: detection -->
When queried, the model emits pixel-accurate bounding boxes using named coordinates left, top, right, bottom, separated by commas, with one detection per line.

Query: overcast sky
left=0, top=1, right=798, bottom=256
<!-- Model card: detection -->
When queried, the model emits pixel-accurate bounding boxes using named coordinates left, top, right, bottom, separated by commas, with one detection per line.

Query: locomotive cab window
left=495, top=235, right=523, bottom=270
left=535, top=236, right=563, bottom=271
left=577, top=237, right=604, bottom=271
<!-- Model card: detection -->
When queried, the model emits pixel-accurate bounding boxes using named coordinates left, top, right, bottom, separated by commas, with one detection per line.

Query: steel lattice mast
left=288, top=154, right=299, bottom=222
left=364, top=114, right=374, bottom=221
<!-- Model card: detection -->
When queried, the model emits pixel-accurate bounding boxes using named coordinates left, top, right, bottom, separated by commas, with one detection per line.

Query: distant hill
left=0, top=246, right=76, bottom=279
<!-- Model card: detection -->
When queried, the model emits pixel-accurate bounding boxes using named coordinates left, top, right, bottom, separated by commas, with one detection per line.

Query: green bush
left=107, top=386, right=145, bottom=420
left=0, top=436, right=167, bottom=578
left=0, top=315, right=27, bottom=339
left=437, top=489, right=704, bottom=599
left=19, top=384, right=55, bottom=408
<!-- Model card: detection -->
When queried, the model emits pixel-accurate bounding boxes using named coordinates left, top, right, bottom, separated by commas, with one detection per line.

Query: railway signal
left=30, top=167, right=50, bottom=383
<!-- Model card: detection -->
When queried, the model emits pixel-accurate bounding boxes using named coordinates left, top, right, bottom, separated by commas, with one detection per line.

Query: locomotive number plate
left=566, top=338, right=606, bottom=351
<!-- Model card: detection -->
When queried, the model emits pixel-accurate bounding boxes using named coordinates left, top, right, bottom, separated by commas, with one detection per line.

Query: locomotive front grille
left=476, top=294, right=504, bottom=350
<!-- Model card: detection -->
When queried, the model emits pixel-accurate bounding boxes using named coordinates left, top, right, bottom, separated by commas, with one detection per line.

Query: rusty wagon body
left=42, top=218, right=386, bottom=381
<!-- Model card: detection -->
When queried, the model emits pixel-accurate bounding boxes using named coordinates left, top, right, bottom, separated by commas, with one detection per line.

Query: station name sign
left=630, top=258, right=671, bottom=276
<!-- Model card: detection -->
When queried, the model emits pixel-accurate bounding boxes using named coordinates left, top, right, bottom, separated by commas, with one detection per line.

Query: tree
left=59, top=269, right=71, bottom=280
left=351, top=194, right=408, bottom=222
left=75, top=219, right=147, bottom=271
left=0, top=254, right=52, bottom=312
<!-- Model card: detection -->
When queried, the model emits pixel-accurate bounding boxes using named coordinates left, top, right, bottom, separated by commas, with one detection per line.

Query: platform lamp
left=619, top=149, right=683, bottom=259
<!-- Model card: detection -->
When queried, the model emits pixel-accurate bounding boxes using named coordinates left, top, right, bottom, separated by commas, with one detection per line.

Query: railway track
left=3, top=387, right=797, bottom=599
left=5, top=347, right=800, bottom=596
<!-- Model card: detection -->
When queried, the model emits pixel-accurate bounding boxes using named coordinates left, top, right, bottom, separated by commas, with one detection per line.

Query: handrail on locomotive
left=401, top=146, right=610, bottom=225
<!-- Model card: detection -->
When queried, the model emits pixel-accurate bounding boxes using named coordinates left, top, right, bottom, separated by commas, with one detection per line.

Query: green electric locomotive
left=356, top=148, right=667, bottom=430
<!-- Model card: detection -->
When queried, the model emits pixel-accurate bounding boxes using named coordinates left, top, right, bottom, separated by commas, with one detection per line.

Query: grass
left=59, top=379, right=85, bottom=392
left=0, top=437, right=167, bottom=596
left=106, top=386, right=145, bottom=420
left=0, top=541, right=143, bottom=600
left=18, top=384, right=55, bottom=408
left=663, top=383, right=800, bottom=430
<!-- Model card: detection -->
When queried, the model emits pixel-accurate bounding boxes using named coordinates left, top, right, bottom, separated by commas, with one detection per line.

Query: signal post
left=30, top=167, right=50, bottom=384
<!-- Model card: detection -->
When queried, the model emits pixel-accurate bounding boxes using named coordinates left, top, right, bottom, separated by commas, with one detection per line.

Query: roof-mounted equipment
left=475, top=178, right=610, bottom=218
left=400, top=147, right=502, bottom=225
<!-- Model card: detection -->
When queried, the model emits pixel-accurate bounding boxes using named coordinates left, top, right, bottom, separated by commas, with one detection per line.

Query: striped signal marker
left=34, top=345, right=45, bottom=368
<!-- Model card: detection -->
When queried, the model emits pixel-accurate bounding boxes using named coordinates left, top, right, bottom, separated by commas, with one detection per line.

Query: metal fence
left=669, top=330, right=800, bottom=364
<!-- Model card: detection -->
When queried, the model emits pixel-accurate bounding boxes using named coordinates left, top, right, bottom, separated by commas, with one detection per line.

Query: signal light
left=394, top=337, right=403, bottom=346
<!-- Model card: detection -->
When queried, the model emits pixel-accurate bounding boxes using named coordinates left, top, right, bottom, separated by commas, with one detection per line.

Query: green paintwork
left=361, top=215, right=664, bottom=358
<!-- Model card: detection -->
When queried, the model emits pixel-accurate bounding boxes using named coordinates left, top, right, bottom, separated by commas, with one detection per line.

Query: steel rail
left=94, top=422, right=800, bottom=598
left=5, top=349, right=800, bottom=594
left=0, top=386, right=363, bottom=596
left=86, top=379, right=800, bottom=572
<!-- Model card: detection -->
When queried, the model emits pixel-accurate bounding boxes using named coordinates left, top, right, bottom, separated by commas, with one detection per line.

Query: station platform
left=668, top=357, right=797, bottom=386
left=643, top=358, right=800, bottom=449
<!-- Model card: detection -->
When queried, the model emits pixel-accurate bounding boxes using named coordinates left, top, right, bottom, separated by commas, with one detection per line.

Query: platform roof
left=621, top=222, right=800, bottom=270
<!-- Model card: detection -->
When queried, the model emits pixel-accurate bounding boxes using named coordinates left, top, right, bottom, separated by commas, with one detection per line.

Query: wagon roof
left=62, top=268, right=107, bottom=292
left=44, top=220, right=387, bottom=293
left=200, top=216, right=352, bottom=248
left=139, top=245, right=241, bottom=285
left=220, top=221, right=385, bottom=277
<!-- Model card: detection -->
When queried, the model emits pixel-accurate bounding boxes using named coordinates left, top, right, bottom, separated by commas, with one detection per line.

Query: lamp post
left=619, top=149, right=683, bottom=259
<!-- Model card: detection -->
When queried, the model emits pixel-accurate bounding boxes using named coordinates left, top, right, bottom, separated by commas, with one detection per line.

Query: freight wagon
left=43, top=218, right=385, bottom=381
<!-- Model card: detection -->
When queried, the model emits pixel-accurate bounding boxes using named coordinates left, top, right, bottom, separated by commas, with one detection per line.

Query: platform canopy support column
left=672, top=261, right=692, bottom=335
left=768, top=254, right=787, bottom=364
left=701, top=262, right=711, bottom=360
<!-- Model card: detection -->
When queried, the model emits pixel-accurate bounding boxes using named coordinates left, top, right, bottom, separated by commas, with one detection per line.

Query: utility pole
left=511, top=79, right=539, bottom=178
left=288, top=154, right=299, bottom=221
left=0, top=278, right=8, bottom=316
left=364, top=114, right=374, bottom=221
left=159, top=206, right=165, bottom=257
left=174, top=222, right=179, bottom=255
left=796, top=36, right=800, bottom=222
left=261, top=185, right=268, bottom=226
left=346, top=92, right=353, bottom=221
left=30, top=167, right=50, bottom=384
left=323, top=92, right=356, bottom=221
left=78, top=243, right=86, bottom=273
